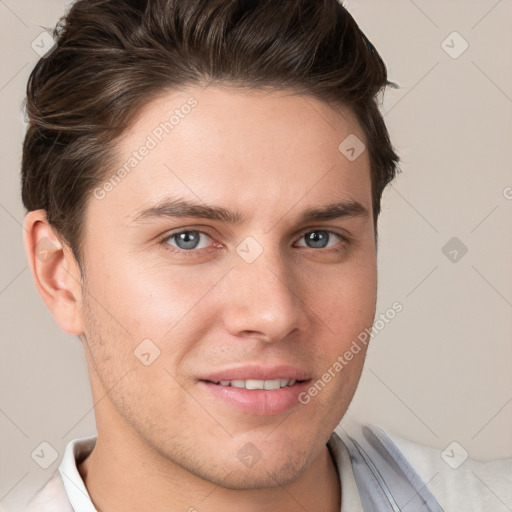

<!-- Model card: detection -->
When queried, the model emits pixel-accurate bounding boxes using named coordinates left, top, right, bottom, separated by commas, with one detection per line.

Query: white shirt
left=384, top=429, right=512, bottom=511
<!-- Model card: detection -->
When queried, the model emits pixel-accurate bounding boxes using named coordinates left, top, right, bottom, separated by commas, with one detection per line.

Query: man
left=20, top=0, right=511, bottom=511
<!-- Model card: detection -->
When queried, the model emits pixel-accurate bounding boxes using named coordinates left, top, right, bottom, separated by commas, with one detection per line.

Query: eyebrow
left=131, top=196, right=369, bottom=225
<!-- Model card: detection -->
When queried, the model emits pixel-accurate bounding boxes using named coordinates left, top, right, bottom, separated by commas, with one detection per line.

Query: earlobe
left=23, top=210, right=85, bottom=335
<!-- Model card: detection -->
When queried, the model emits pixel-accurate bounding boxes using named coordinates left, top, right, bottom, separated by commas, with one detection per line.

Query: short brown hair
left=21, top=0, right=400, bottom=272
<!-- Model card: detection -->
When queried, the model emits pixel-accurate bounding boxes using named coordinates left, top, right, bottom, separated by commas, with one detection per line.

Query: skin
left=24, top=85, right=377, bottom=512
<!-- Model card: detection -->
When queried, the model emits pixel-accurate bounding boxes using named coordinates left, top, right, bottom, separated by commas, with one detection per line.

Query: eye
left=295, top=230, right=346, bottom=250
left=163, top=230, right=213, bottom=251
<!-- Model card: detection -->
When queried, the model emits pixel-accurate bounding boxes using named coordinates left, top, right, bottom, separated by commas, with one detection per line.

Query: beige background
left=1, top=0, right=511, bottom=510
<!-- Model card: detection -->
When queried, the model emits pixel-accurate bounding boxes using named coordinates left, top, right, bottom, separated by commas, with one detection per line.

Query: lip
left=199, top=364, right=312, bottom=383
left=198, top=379, right=312, bottom=415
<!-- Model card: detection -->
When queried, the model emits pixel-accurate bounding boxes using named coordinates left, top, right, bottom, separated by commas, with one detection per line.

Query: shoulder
left=23, top=470, right=71, bottom=512
left=338, top=422, right=512, bottom=512
left=23, top=435, right=97, bottom=512
left=380, top=426, right=512, bottom=512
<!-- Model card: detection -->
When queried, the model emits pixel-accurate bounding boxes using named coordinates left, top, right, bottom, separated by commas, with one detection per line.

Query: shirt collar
left=328, top=431, right=365, bottom=511
left=58, top=435, right=97, bottom=511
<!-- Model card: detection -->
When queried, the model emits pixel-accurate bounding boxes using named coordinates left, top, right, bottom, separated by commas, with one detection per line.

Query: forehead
left=88, top=85, right=372, bottom=227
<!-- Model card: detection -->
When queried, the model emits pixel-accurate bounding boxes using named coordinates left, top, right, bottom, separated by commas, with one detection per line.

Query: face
left=79, top=85, right=377, bottom=489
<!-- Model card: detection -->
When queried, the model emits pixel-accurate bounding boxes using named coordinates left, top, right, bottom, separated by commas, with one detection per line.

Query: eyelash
left=158, top=228, right=350, bottom=258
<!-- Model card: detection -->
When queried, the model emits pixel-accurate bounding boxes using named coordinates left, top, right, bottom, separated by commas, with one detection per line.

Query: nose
left=220, top=244, right=308, bottom=342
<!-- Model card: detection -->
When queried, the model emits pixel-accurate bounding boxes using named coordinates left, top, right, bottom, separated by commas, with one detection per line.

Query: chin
left=199, top=447, right=310, bottom=490
left=211, top=462, right=307, bottom=491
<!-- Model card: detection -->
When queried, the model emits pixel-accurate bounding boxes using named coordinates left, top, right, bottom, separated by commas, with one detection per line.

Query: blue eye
left=297, top=230, right=345, bottom=249
left=164, top=230, right=212, bottom=251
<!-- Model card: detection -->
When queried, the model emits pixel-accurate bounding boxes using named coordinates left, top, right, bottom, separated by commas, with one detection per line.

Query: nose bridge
left=221, top=238, right=306, bottom=340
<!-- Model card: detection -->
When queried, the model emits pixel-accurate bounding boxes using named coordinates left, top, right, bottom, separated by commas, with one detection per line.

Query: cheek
left=87, top=254, right=231, bottom=368
left=301, top=254, right=376, bottom=405
left=80, top=269, right=191, bottom=417
left=306, top=254, right=377, bottom=336
left=90, top=253, right=197, bottom=333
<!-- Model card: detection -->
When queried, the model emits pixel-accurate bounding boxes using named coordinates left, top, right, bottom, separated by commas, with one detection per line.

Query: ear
left=23, top=210, right=85, bottom=335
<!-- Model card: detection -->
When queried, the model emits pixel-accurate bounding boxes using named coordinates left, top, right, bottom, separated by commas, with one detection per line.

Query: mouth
left=203, top=378, right=306, bottom=390
left=198, top=378, right=312, bottom=415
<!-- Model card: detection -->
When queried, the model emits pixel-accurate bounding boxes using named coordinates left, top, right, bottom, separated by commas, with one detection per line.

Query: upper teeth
left=215, top=379, right=296, bottom=390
